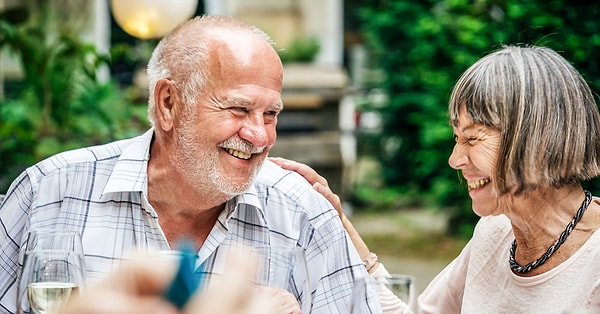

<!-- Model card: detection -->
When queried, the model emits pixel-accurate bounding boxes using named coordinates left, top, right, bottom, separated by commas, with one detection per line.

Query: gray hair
left=449, top=45, right=600, bottom=194
left=146, top=15, right=275, bottom=125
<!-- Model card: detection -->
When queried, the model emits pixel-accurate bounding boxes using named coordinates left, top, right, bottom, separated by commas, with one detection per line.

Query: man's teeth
left=226, top=148, right=251, bottom=160
left=468, top=178, right=491, bottom=190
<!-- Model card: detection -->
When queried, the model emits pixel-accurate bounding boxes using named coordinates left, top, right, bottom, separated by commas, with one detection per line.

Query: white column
left=94, top=0, right=111, bottom=82
left=299, top=0, right=343, bottom=66
left=323, top=0, right=343, bottom=66
left=204, top=0, right=343, bottom=66
left=204, top=0, right=227, bottom=15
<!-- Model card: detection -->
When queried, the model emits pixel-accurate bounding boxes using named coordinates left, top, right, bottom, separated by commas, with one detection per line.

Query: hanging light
left=110, top=0, right=198, bottom=39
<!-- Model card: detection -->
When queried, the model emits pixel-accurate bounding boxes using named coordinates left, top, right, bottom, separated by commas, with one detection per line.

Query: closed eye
left=263, top=110, right=280, bottom=124
left=454, top=135, right=479, bottom=145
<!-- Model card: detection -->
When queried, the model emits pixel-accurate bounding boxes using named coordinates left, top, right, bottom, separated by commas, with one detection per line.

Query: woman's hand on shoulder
left=269, top=157, right=343, bottom=218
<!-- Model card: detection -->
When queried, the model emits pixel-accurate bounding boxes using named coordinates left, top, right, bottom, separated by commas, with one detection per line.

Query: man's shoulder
left=28, top=135, right=142, bottom=181
left=248, top=160, right=340, bottom=233
left=254, top=160, right=314, bottom=194
left=252, top=160, right=336, bottom=218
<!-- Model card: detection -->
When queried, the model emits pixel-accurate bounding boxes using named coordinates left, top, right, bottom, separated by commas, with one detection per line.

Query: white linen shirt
left=0, top=129, right=381, bottom=314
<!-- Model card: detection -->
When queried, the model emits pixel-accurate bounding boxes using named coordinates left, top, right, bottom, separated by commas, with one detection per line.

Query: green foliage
left=356, top=0, right=600, bottom=237
left=278, top=36, right=320, bottom=63
left=0, top=4, right=149, bottom=192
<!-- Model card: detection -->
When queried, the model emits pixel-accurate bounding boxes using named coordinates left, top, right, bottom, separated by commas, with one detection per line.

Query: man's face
left=172, top=35, right=283, bottom=198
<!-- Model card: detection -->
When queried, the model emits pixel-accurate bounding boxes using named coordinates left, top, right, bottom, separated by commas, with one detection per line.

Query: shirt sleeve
left=0, top=171, right=34, bottom=314
left=417, top=240, right=471, bottom=314
left=306, top=211, right=382, bottom=314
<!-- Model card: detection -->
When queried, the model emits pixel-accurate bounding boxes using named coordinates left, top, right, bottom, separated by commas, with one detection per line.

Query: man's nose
left=239, top=117, right=269, bottom=149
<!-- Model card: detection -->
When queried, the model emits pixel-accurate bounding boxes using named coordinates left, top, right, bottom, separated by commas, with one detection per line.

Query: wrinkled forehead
left=451, top=103, right=501, bottom=132
left=450, top=100, right=478, bottom=129
left=450, top=103, right=472, bottom=128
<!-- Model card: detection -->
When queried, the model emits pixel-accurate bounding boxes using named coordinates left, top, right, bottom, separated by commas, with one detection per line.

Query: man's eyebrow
left=221, top=99, right=249, bottom=106
left=221, top=99, right=283, bottom=111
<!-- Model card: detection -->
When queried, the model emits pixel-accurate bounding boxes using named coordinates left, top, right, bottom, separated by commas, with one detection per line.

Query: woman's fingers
left=269, top=157, right=344, bottom=218
left=269, top=157, right=329, bottom=188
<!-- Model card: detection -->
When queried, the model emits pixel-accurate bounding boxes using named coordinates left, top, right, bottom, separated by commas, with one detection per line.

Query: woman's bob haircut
left=449, top=45, right=600, bottom=195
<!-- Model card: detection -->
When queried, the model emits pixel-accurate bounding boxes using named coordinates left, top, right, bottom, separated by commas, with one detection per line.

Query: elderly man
left=0, top=15, right=380, bottom=313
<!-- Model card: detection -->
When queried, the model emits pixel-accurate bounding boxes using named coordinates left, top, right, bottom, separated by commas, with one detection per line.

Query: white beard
left=172, top=119, right=258, bottom=203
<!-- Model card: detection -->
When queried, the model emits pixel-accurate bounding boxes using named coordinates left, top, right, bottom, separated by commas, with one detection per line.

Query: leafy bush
left=0, top=4, right=149, bottom=192
left=278, top=36, right=320, bottom=63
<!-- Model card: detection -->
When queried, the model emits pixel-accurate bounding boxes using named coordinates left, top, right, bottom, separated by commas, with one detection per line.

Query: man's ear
left=153, top=79, right=178, bottom=132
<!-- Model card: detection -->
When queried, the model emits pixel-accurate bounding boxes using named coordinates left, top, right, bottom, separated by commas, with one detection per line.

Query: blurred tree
left=0, top=2, right=149, bottom=192
left=355, top=0, right=600, bottom=236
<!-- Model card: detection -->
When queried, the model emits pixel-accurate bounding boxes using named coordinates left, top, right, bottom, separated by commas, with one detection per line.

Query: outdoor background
left=1, top=0, right=600, bottom=293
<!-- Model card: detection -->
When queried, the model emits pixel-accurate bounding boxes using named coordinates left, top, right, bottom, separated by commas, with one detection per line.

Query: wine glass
left=17, top=250, right=86, bottom=314
left=383, top=273, right=417, bottom=313
left=17, top=230, right=85, bottom=314
left=253, top=245, right=312, bottom=313
left=23, top=229, right=84, bottom=253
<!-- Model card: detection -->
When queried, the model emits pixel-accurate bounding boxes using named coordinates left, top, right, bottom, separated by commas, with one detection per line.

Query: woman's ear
left=153, top=79, right=178, bottom=132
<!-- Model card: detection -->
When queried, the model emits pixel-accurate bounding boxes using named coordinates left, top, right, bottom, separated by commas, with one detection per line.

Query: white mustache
left=217, top=137, right=264, bottom=154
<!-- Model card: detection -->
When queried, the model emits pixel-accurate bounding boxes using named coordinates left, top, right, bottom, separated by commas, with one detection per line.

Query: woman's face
left=448, top=105, right=502, bottom=216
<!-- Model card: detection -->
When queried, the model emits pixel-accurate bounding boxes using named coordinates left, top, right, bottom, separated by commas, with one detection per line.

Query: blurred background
left=1, top=0, right=600, bottom=293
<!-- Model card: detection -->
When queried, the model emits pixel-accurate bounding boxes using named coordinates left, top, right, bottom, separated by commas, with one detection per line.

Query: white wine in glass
left=18, top=250, right=85, bottom=314
left=27, top=282, right=80, bottom=314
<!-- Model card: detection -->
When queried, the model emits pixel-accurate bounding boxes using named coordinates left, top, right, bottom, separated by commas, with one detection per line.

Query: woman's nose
left=448, top=144, right=468, bottom=169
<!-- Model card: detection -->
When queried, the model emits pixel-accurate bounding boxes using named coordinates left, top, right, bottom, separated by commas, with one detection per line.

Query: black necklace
left=509, top=190, right=593, bottom=274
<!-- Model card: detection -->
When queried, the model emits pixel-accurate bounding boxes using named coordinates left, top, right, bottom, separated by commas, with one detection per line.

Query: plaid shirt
left=0, top=129, right=380, bottom=314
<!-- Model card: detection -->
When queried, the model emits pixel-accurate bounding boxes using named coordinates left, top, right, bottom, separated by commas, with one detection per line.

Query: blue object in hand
left=163, top=240, right=201, bottom=309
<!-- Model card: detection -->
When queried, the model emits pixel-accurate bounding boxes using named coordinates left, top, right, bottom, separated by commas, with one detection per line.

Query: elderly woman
left=272, top=45, right=600, bottom=313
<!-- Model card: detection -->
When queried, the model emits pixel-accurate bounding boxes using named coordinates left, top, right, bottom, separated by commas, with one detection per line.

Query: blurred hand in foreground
left=63, top=248, right=302, bottom=314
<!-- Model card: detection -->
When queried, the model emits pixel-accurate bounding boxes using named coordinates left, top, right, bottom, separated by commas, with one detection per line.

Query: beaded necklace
left=509, top=190, right=593, bottom=274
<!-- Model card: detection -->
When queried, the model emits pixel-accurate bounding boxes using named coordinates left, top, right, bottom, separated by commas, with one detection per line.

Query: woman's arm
left=269, top=157, right=380, bottom=273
